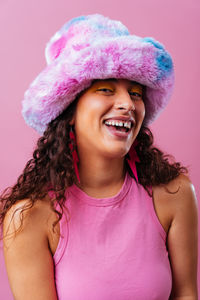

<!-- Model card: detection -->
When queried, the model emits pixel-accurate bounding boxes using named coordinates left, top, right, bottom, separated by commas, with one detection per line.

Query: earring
left=126, top=140, right=140, bottom=183
left=69, top=127, right=80, bottom=183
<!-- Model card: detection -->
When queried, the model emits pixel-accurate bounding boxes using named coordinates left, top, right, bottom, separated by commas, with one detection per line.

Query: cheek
left=141, top=102, right=146, bottom=118
left=136, top=101, right=145, bottom=121
left=74, top=98, right=108, bottom=135
left=76, top=96, right=111, bottom=124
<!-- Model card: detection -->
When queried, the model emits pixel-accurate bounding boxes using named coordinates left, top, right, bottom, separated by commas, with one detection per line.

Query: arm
left=3, top=199, right=58, bottom=300
left=167, top=175, right=199, bottom=300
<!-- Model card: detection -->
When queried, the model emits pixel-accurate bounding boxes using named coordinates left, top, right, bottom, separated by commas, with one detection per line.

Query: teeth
left=105, top=120, right=132, bottom=129
left=126, top=122, right=131, bottom=129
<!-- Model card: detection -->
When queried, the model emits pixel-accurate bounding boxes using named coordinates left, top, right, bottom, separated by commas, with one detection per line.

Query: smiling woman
left=71, top=79, right=145, bottom=162
left=0, top=14, right=198, bottom=300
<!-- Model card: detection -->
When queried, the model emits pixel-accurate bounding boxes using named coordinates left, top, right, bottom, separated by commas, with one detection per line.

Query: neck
left=77, top=154, right=126, bottom=198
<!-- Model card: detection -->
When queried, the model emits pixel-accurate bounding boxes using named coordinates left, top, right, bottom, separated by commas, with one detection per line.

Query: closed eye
left=96, top=88, right=143, bottom=98
left=129, top=91, right=143, bottom=99
left=97, top=88, right=114, bottom=92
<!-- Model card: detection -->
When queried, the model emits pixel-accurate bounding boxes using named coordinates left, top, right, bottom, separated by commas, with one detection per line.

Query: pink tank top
left=53, top=173, right=172, bottom=300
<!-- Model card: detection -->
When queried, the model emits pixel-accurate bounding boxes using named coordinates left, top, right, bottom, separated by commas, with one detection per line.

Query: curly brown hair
left=0, top=98, right=187, bottom=236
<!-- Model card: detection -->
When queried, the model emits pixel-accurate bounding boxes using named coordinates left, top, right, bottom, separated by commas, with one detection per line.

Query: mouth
left=104, top=119, right=133, bottom=131
left=103, top=118, right=134, bottom=137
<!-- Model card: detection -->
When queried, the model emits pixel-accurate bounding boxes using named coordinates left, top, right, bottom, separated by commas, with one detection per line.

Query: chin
left=103, top=145, right=131, bottom=159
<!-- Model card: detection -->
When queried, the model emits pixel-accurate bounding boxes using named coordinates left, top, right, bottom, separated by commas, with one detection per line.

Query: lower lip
left=104, top=124, right=132, bottom=138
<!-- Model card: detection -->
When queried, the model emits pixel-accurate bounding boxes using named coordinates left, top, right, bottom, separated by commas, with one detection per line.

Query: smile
left=105, top=120, right=132, bottom=131
left=103, top=118, right=134, bottom=138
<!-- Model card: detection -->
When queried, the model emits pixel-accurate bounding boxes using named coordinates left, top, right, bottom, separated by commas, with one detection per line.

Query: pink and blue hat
left=22, top=14, right=174, bottom=134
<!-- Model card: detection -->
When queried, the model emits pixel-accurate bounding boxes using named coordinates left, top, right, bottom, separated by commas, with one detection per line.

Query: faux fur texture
left=22, top=14, right=174, bottom=134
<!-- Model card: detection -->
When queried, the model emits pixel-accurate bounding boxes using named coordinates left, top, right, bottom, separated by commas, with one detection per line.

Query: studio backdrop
left=0, top=0, right=199, bottom=299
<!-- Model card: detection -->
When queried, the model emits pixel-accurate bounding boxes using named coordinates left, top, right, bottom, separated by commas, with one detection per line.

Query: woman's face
left=71, top=79, right=145, bottom=159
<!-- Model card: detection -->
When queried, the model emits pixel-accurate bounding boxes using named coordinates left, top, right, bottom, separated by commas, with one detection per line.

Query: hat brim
left=22, top=35, right=174, bottom=134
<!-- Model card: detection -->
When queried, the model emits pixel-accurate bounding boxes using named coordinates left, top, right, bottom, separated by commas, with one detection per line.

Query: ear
left=69, top=115, right=75, bottom=126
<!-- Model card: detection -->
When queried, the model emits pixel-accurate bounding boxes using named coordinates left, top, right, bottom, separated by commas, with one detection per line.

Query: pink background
left=0, top=0, right=199, bottom=298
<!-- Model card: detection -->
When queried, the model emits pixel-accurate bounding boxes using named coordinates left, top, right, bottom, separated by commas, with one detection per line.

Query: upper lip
left=104, top=116, right=135, bottom=126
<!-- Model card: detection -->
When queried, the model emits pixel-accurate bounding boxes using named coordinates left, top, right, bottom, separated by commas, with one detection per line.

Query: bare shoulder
left=3, top=198, right=59, bottom=300
left=171, top=174, right=198, bottom=210
left=152, top=174, right=198, bottom=234
left=163, top=175, right=198, bottom=298
left=153, top=174, right=198, bottom=297
left=153, top=173, right=195, bottom=194
left=153, top=174, right=197, bottom=210
left=3, top=196, right=59, bottom=253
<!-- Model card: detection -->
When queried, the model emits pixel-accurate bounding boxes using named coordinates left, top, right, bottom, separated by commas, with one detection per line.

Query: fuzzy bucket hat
left=22, top=14, right=174, bottom=134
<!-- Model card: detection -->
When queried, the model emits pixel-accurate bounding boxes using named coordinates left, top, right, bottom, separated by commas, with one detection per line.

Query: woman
left=1, top=14, right=198, bottom=300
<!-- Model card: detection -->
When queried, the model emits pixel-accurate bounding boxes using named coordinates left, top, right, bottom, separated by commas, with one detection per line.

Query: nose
left=114, top=91, right=135, bottom=112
